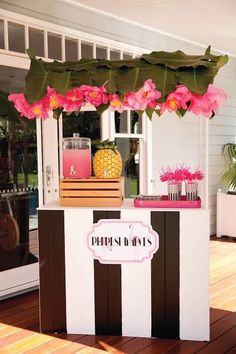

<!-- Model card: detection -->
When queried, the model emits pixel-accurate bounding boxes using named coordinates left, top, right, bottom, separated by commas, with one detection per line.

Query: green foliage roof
left=24, top=46, right=228, bottom=105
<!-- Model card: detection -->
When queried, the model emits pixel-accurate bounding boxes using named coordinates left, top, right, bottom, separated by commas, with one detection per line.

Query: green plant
left=220, top=143, right=236, bottom=190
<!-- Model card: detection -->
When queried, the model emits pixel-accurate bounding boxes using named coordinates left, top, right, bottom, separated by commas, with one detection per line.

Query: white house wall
left=1, top=1, right=236, bottom=234
left=151, top=55, right=236, bottom=234
left=208, top=59, right=236, bottom=233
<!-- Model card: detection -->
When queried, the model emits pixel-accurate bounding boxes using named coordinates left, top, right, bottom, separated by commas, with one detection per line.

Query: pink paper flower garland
left=8, top=79, right=227, bottom=120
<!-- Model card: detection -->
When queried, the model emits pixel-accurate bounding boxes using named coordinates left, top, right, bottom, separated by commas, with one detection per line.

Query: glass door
left=0, top=65, right=39, bottom=298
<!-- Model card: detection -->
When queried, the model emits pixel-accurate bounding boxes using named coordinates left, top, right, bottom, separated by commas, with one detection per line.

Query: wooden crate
left=60, top=177, right=124, bottom=207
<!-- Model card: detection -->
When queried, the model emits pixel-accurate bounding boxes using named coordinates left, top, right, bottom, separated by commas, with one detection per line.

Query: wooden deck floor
left=0, top=236, right=236, bottom=353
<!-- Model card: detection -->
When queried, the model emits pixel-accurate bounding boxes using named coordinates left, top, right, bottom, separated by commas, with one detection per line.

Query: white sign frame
left=88, top=219, right=159, bottom=264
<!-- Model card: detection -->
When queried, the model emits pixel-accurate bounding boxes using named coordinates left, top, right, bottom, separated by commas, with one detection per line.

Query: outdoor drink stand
left=9, top=47, right=228, bottom=342
left=38, top=110, right=210, bottom=342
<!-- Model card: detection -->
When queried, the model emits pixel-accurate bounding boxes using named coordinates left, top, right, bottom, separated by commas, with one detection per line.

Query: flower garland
left=8, top=79, right=227, bottom=120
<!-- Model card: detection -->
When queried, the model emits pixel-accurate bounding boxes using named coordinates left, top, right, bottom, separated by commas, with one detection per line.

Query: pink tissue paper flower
left=109, top=94, right=125, bottom=113
left=9, top=88, right=64, bottom=119
left=60, top=87, right=84, bottom=112
left=8, top=93, right=38, bottom=119
left=46, top=87, right=64, bottom=110
left=31, top=100, right=49, bottom=119
left=160, top=85, right=191, bottom=113
left=188, top=84, right=227, bottom=117
left=80, top=85, right=109, bottom=107
left=124, top=79, right=161, bottom=110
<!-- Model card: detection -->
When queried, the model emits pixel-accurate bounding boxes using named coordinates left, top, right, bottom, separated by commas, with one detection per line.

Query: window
left=81, top=41, right=93, bottom=59
left=0, top=20, right=4, bottom=49
left=48, top=32, right=62, bottom=60
left=8, top=22, right=25, bottom=53
left=111, top=110, right=147, bottom=197
left=110, top=49, right=120, bottom=60
left=123, top=52, right=133, bottom=60
left=65, top=37, right=78, bottom=61
left=96, top=45, right=107, bottom=59
left=29, top=27, right=44, bottom=57
left=116, top=137, right=140, bottom=197
left=115, top=111, right=142, bottom=134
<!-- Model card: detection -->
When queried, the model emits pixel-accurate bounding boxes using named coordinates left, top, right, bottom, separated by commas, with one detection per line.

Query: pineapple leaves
left=95, top=139, right=118, bottom=154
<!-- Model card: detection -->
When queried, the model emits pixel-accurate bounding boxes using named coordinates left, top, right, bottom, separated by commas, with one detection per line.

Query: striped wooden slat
left=165, top=212, right=179, bottom=339
left=38, top=210, right=66, bottom=333
left=64, top=209, right=95, bottom=335
left=151, top=211, right=165, bottom=338
left=151, top=211, right=180, bottom=339
left=120, top=208, right=152, bottom=338
left=93, top=210, right=122, bottom=336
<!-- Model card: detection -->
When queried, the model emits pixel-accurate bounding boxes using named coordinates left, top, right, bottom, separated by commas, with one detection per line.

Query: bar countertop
left=38, top=198, right=208, bottom=212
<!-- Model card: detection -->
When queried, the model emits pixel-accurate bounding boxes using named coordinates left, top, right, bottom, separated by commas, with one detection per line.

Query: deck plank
left=196, top=326, right=236, bottom=353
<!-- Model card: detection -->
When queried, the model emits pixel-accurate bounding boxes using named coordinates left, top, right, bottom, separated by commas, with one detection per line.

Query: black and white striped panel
left=38, top=207, right=209, bottom=340
left=63, top=208, right=179, bottom=338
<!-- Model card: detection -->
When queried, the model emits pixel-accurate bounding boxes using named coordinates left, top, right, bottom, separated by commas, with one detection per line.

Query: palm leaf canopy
left=24, top=46, right=228, bottom=104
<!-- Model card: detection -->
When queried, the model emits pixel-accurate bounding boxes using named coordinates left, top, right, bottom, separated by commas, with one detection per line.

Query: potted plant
left=220, top=143, right=236, bottom=193
left=217, top=143, right=236, bottom=238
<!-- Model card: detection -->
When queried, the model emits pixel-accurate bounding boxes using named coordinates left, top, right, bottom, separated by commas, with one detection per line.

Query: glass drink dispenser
left=62, top=134, right=91, bottom=178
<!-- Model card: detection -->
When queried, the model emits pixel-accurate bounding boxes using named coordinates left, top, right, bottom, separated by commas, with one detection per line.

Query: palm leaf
left=220, top=143, right=236, bottom=190
left=25, top=58, right=50, bottom=103
left=141, top=47, right=228, bottom=69
left=177, top=66, right=214, bottom=95
left=223, top=143, right=236, bottom=163
left=221, top=165, right=236, bottom=190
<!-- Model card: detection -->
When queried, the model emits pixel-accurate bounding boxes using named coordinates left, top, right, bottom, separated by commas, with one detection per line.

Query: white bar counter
left=38, top=199, right=210, bottom=341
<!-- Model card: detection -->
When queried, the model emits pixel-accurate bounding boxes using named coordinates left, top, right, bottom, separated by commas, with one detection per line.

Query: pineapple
left=93, top=139, right=122, bottom=178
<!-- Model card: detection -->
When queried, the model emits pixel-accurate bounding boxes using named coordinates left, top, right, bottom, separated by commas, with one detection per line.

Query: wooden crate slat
left=60, top=197, right=123, bottom=207
left=60, top=182, right=121, bottom=190
left=60, top=190, right=122, bottom=197
left=62, top=178, right=120, bottom=181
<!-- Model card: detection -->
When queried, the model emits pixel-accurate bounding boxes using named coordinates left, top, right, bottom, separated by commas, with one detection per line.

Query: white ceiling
left=73, top=0, right=236, bottom=56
